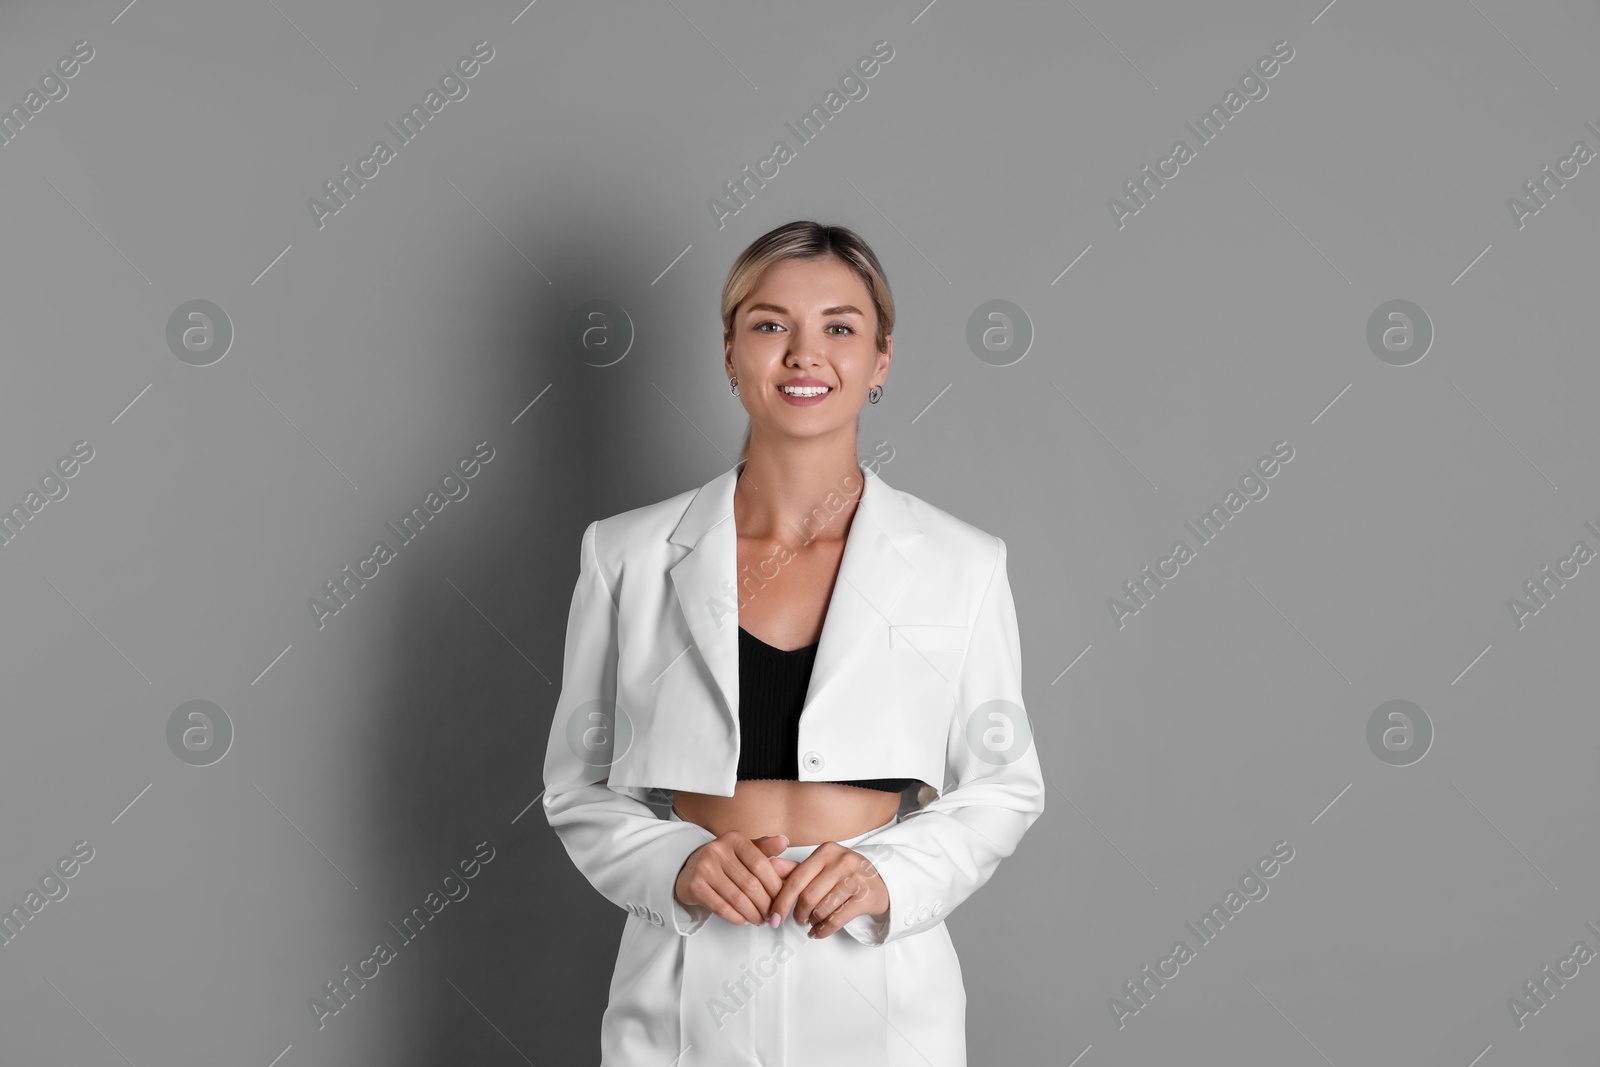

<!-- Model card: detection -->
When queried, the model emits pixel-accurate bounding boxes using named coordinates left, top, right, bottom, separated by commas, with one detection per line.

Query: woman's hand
left=767, top=843, right=889, bottom=939
left=674, top=832, right=793, bottom=926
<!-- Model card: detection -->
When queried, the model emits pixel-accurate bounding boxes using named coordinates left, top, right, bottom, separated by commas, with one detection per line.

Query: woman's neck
left=734, top=441, right=865, bottom=543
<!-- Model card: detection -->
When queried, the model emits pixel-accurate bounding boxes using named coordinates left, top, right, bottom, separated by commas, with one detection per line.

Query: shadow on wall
left=357, top=198, right=718, bottom=1065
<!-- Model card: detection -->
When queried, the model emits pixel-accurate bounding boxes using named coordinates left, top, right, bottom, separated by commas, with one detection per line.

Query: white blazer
left=541, top=459, right=1045, bottom=947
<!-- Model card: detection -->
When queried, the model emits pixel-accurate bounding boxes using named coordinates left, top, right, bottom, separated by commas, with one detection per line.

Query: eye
left=827, top=323, right=855, bottom=335
left=753, top=321, right=784, bottom=333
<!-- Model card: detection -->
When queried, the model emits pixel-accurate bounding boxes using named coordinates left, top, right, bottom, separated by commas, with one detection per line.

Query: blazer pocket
left=889, top=624, right=970, bottom=652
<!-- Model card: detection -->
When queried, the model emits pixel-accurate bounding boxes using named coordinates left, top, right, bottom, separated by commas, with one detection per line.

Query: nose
left=786, top=331, right=825, bottom=367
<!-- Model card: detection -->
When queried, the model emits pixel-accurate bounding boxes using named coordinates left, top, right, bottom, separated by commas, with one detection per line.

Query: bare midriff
left=671, top=780, right=901, bottom=847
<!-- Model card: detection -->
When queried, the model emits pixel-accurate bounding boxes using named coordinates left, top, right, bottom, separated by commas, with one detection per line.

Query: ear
left=874, top=334, right=893, bottom=386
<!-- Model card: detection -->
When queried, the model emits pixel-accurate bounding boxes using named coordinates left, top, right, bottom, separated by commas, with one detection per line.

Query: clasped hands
left=674, top=832, right=888, bottom=939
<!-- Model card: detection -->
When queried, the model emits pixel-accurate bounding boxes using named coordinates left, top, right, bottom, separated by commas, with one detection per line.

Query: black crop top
left=736, top=626, right=915, bottom=795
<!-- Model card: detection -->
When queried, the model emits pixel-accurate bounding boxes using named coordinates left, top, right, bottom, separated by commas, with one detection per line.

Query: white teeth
left=780, top=385, right=830, bottom=396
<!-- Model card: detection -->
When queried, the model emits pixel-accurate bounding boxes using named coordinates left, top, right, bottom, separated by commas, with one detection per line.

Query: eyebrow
left=744, top=302, right=865, bottom=318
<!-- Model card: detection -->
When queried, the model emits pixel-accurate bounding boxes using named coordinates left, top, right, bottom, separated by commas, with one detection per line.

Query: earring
left=729, top=376, right=740, bottom=397
left=867, top=384, right=883, bottom=404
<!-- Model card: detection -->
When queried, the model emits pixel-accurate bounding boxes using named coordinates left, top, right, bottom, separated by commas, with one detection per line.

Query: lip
left=775, top=379, right=833, bottom=406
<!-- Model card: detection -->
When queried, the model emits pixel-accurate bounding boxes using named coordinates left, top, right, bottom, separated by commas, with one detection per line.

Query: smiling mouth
left=777, top=385, right=832, bottom=397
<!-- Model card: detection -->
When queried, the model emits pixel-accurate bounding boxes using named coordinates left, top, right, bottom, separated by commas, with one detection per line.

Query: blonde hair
left=721, top=221, right=895, bottom=462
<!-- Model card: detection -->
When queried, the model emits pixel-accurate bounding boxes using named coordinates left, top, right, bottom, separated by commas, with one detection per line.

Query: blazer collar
left=667, top=458, right=923, bottom=723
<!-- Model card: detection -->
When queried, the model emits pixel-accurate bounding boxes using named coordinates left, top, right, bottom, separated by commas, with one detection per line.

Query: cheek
left=731, top=343, right=777, bottom=377
left=838, top=348, right=876, bottom=379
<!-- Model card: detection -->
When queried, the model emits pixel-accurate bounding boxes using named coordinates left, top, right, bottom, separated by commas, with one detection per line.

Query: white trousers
left=598, top=810, right=968, bottom=1066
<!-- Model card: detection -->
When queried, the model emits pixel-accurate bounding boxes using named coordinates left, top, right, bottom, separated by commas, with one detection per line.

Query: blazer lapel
left=667, top=459, right=924, bottom=728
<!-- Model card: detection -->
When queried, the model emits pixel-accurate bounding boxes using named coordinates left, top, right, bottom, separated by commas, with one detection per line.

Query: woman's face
left=725, top=255, right=892, bottom=449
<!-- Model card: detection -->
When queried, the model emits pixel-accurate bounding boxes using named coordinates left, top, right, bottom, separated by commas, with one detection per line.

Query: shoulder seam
left=586, top=519, right=620, bottom=612
left=970, top=534, right=1004, bottom=630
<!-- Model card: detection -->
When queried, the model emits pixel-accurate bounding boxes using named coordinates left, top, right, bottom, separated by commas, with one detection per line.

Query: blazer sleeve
left=839, top=535, right=1046, bottom=947
left=541, top=519, right=722, bottom=936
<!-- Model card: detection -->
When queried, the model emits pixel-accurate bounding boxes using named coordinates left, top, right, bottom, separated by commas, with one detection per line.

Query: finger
left=809, top=852, right=872, bottom=930
left=704, top=863, right=767, bottom=925
left=716, top=857, right=777, bottom=927
left=809, top=869, right=867, bottom=938
left=751, top=833, right=790, bottom=857
left=686, top=864, right=752, bottom=926
left=776, top=854, right=832, bottom=927
left=702, top=892, right=751, bottom=928
left=766, top=854, right=808, bottom=924
left=804, top=872, right=849, bottom=929
left=750, top=837, right=799, bottom=897
left=729, top=838, right=788, bottom=904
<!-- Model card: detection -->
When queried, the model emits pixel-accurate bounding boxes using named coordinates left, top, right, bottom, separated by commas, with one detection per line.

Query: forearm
left=544, top=778, right=720, bottom=934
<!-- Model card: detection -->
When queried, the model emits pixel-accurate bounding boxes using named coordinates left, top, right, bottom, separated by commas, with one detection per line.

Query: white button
left=803, top=751, right=824, bottom=771
left=931, top=902, right=943, bottom=917
left=916, top=905, right=930, bottom=922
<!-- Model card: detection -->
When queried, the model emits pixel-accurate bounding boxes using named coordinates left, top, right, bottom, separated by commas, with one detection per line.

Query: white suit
left=542, top=459, right=1046, bottom=1066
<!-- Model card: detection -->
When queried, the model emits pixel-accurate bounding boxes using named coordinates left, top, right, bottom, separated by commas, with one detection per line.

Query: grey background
left=2, top=0, right=1597, bottom=1064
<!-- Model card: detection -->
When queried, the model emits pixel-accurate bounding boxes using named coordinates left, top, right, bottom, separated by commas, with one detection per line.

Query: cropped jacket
left=541, top=459, right=1046, bottom=946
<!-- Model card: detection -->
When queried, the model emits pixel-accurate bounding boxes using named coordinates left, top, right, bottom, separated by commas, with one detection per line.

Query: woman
left=542, top=220, right=1045, bottom=1066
